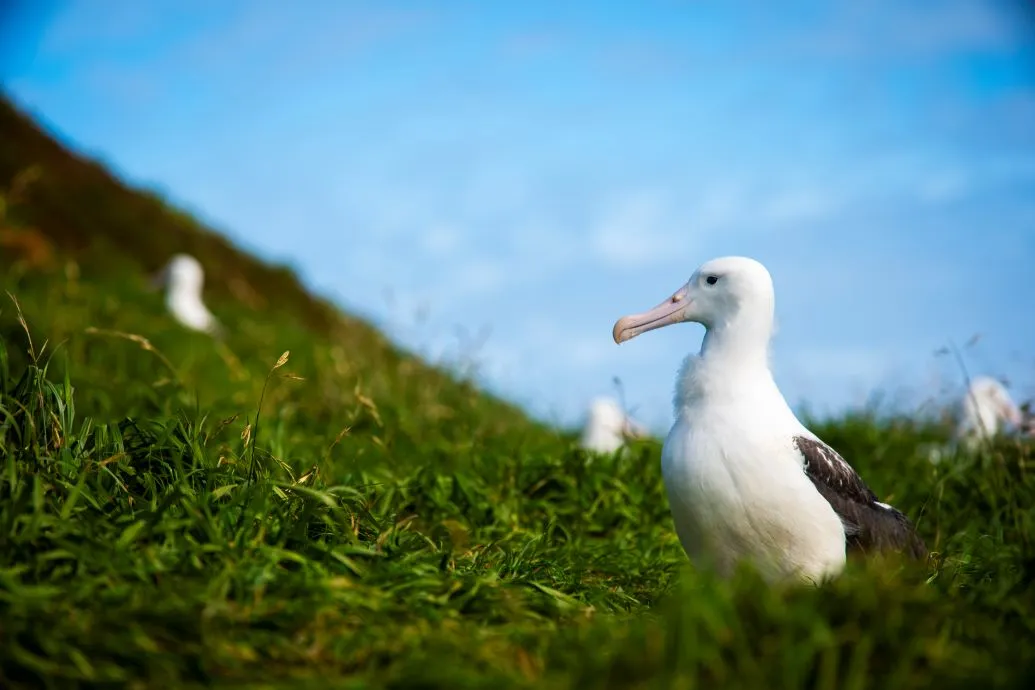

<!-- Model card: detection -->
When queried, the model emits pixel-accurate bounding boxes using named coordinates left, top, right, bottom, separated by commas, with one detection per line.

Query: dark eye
left=705, top=275, right=719, bottom=285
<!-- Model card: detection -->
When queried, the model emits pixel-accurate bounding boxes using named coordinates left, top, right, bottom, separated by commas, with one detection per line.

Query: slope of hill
left=1, top=92, right=1034, bottom=689
left=0, top=94, right=339, bottom=333
left=0, top=93, right=545, bottom=443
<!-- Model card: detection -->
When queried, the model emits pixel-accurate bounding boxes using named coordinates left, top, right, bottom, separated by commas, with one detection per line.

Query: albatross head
left=150, top=254, right=206, bottom=296
left=612, top=256, right=775, bottom=346
left=167, top=254, right=205, bottom=295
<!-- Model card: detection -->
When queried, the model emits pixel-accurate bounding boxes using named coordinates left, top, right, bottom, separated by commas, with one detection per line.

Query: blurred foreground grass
left=1, top=94, right=1035, bottom=689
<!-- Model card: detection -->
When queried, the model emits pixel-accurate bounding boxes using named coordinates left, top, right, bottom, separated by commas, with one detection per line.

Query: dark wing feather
left=793, top=436, right=927, bottom=559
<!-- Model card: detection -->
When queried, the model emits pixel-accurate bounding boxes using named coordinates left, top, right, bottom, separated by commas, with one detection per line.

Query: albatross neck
left=675, top=316, right=777, bottom=413
left=699, top=311, right=773, bottom=371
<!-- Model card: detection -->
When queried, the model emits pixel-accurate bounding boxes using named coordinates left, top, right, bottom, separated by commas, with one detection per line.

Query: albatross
left=926, top=377, right=1030, bottom=464
left=612, top=256, right=926, bottom=583
left=579, top=396, right=649, bottom=454
left=954, top=376, right=1023, bottom=448
left=150, top=253, right=224, bottom=337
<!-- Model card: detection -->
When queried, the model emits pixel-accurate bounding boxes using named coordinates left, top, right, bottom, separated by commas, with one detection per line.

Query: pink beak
left=613, top=283, right=691, bottom=344
left=622, top=419, right=649, bottom=440
left=148, top=266, right=169, bottom=291
left=1003, top=402, right=1022, bottom=427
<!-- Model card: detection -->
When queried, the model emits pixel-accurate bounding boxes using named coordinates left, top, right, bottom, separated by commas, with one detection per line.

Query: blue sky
left=3, top=0, right=1035, bottom=432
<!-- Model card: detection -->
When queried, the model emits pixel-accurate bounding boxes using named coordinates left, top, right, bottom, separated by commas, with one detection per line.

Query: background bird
left=579, top=396, right=649, bottom=454
left=150, top=253, right=224, bottom=337
left=954, top=376, right=1024, bottom=449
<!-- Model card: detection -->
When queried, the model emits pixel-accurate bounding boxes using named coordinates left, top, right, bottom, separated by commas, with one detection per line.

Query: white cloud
left=499, top=29, right=564, bottom=60
left=783, top=346, right=895, bottom=385
left=775, top=0, right=1028, bottom=62
left=916, top=170, right=970, bottom=205
left=176, top=4, right=435, bottom=78
left=38, top=1, right=163, bottom=53
left=421, top=223, right=461, bottom=256
left=588, top=179, right=847, bottom=261
left=759, top=187, right=842, bottom=225
left=437, top=259, right=508, bottom=300
left=33, top=2, right=439, bottom=109
left=589, top=189, right=680, bottom=269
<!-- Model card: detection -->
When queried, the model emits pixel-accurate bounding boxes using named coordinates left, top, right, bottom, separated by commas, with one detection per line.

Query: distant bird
left=613, top=256, right=926, bottom=584
left=953, top=376, right=1024, bottom=449
left=1020, top=402, right=1035, bottom=437
left=579, top=396, right=649, bottom=454
left=150, top=254, right=223, bottom=336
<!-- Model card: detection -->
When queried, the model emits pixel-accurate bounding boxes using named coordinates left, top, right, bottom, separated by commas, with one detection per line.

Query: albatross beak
left=613, top=283, right=691, bottom=344
left=1003, top=402, right=1022, bottom=427
left=623, top=419, right=649, bottom=440
left=148, top=267, right=168, bottom=291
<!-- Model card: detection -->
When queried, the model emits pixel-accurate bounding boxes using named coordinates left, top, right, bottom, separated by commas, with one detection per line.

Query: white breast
left=579, top=398, right=629, bottom=454
left=662, top=394, right=847, bottom=584
left=159, top=254, right=219, bottom=335
left=167, top=292, right=215, bottom=332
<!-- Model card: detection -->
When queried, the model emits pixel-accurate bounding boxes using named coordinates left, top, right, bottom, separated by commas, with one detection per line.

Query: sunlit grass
left=1, top=258, right=1033, bottom=690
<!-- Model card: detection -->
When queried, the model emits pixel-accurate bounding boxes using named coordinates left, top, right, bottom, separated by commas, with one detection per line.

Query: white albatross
left=954, top=376, right=1023, bottom=448
left=150, top=254, right=224, bottom=337
left=579, top=396, right=649, bottom=454
left=612, top=256, right=926, bottom=584
left=925, top=377, right=1029, bottom=464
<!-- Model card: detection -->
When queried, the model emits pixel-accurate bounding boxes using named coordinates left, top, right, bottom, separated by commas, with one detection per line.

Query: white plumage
left=579, top=396, right=648, bottom=454
left=613, top=256, right=924, bottom=584
left=954, top=376, right=1022, bottom=448
left=151, top=254, right=222, bottom=336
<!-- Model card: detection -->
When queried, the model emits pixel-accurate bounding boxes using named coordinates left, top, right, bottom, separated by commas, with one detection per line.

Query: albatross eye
left=705, top=275, right=719, bottom=286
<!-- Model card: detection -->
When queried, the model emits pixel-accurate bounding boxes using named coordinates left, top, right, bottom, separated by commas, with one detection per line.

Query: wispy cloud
left=589, top=189, right=682, bottom=269
left=771, top=0, right=1031, bottom=62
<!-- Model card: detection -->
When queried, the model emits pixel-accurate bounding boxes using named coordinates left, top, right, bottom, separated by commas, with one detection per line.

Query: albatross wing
left=793, top=436, right=927, bottom=560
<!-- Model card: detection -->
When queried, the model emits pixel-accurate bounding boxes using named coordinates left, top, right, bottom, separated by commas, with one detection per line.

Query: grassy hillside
left=1, top=94, right=1034, bottom=689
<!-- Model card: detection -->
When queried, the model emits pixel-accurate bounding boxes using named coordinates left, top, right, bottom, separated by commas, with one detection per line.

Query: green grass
left=2, top=93, right=1035, bottom=688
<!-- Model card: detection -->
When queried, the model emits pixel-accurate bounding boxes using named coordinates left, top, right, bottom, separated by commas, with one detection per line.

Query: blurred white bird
left=150, top=253, right=223, bottom=337
left=579, top=396, right=648, bottom=454
left=954, top=376, right=1023, bottom=448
